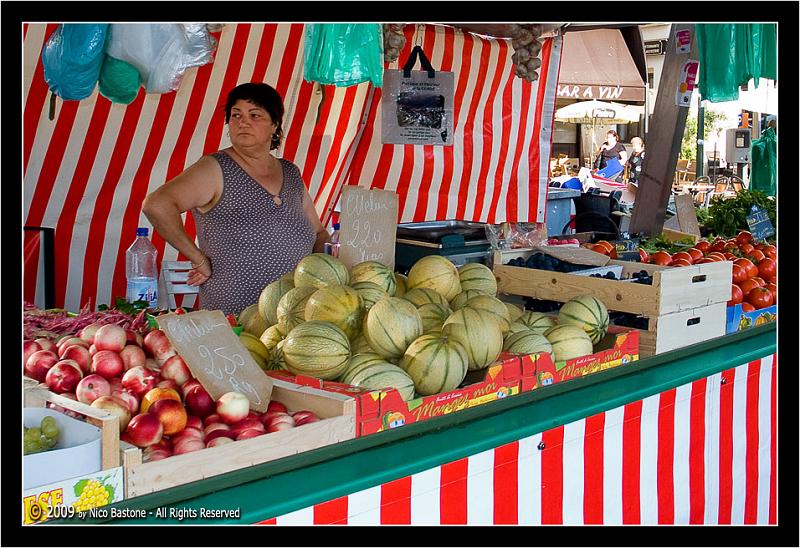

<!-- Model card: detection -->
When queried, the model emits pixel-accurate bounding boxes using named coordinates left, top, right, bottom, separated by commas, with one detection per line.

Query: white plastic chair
left=157, top=261, right=200, bottom=310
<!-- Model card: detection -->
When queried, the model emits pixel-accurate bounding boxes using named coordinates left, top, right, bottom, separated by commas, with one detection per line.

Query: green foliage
left=680, top=108, right=728, bottom=161
left=640, top=233, right=696, bottom=255
left=704, top=189, right=776, bottom=238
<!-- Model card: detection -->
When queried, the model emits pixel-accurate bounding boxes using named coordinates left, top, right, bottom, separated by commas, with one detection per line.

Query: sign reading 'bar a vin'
left=156, top=310, right=272, bottom=411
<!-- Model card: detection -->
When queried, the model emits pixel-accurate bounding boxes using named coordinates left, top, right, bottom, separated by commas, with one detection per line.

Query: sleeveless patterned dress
left=193, top=150, right=316, bottom=316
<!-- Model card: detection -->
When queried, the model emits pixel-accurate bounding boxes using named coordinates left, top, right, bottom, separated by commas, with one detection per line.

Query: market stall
left=20, top=21, right=779, bottom=529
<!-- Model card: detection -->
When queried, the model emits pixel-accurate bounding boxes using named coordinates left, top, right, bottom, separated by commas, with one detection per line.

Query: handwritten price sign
left=156, top=310, right=272, bottom=411
left=338, top=186, right=398, bottom=269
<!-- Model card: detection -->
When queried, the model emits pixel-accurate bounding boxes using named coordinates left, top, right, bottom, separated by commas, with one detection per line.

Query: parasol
left=555, top=100, right=644, bottom=165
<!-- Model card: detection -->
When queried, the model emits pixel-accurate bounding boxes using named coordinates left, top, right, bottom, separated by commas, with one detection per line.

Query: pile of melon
left=237, top=253, right=610, bottom=402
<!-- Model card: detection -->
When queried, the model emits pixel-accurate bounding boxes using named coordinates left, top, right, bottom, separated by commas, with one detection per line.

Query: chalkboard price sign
left=746, top=206, right=775, bottom=241
left=156, top=310, right=272, bottom=411
left=338, top=186, right=399, bottom=269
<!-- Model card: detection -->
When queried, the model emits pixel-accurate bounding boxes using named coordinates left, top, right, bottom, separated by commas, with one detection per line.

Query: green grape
left=40, top=417, right=59, bottom=439
left=24, top=439, right=42, bottom=455
left=26, top=427, right=42, bottom=443
left=43, top=436, right=58, bottom=449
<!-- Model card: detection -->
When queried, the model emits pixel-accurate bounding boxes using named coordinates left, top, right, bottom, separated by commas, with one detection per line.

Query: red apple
left=121, top=366, right=159, bottom=398
left=185, top=415, right=203, bottom=431
left=91, top=395, right=132, bottom=433
left=236, top=428, right=265, bottom=441
left=119, top=344, right=147, bottom=371
left=185, top=385, right=215, bottom=418
left=173, top=437, right=206, bottom=455
left=34, top=337, right=58, bottom=354
left=125, top=413, right=164, bottom=448
left=76, top=374, right=112, bottom=405
left=159, top=355, right=193, bottom=387
left=91, top=350, right=124, bottom=380
left=204, top=429, right=236, bottom=443
left=157, top=379, right=179, bottom=391
left=229, top=418, right=265, bottom=438
left=263, top=413, right=296, bottom=433
left=23, top=340, right=43, bottom=366
left=206, top=437, right=235, bottom=448
left=181, top=379, right=203, bottom=399
left=267, top=400, right=288, bottom=414
left=79, top=323, right=102, bottom=344
left=203, top=414, right=223, bottom=427
left=291, top=410, right=321, bottom=426
left=93, top=324, right=127, bottom=353
left=203, top=422, right=231, bottom=436
left=45, top=359, right=84, bottom=394
left=149, top=398, right=188, bottom=436
left=25, top=350, right=59, bottom=382
left=216, top=392, right=250, bottom=425
left=60, top=344, right=91, bottom=374
left=143, top=330, right=176, bottom=365
left=111, top=388, right=140, bottom=415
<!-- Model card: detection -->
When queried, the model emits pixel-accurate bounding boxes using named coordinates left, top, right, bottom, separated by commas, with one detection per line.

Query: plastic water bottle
left=125, top=227, right=159, bottom=308
left=324, top=223, right=341, bottom=257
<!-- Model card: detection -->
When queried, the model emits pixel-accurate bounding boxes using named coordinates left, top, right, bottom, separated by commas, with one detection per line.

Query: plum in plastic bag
left=42, top=24, right=109, bottom=101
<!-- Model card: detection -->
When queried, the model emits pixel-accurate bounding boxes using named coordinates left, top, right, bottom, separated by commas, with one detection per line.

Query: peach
left=76, top=374, right=112, bottom=405
left=204, top=429, right=236, bottom=443
left=119, top=344, right=147, bottom=371
left=236, top=428, right=265, bottom=441
left=229, top=418, right=265, bottom=438
left=61, top=344, right=91, bottom=374
left=91, top=395, right=132, bottom=433
left=143, top=330, right=176, bottom=365
left=140, top=387, right=181, bottom=414
left=180, top=379, right=203, bottom=399
left=111, top=388, right=140, bottom=415
left=79, top=323, right=102, bottom=344
left=173, top=437, right=205, bottom=455
left=125, top=413, right=164, bottom=448
left=203, top=414, right=223, bottom=427
left=143, top=448, right=172, bottom=462
left=149, top=398, right=188, bottom=436
left=125, top=329, right=144, bottom=347
left=91, top=350, right=124, bottom=380
left=216, top=391, right=250, bottom=425
left=45, top=359, right=84, bottom=394
left=157, top=379, right=179, bottom=391
left=291, top=410, right=321, bottom=427
left=121, top=366, right=159, bottom=398
left=58, top=338, right=90, bottom=357
left=23, top=340, right=43, bottom=366
left=266, top=400, right=288, bottom=414
left=184, top=385, right=215, bottom=418
left=93, top=324, right=127, bottom=353
left=263, top=413, right=295, bottom=433
left=25, top=350, right=59, bottom=382
left=34, top=337, right=58, bottom=354
left=159, top=355, right=193, bottom=387
left=206, top=436, right=234, bottom=448
left=203, top=422, right=231, bottom=436
left=185, top=415, right=204, bottom=431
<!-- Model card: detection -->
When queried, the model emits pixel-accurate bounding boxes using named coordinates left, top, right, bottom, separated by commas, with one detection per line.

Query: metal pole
left=696, top=94, right=705, bottom=178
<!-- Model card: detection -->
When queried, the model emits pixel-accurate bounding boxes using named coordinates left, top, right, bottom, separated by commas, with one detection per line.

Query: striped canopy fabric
left=23, top=23, right=562, bottom=312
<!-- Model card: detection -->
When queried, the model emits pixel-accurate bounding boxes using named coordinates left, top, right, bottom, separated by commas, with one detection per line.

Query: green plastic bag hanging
left=98, top=54, right=141, bottom=104
left=749, top=126, right=776, bottom=197
left=303, top=24, right=383, bottom=87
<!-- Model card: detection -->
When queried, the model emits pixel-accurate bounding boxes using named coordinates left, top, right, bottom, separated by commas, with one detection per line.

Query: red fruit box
left=518, top=327, right=639, bottom=391
left=267, top=355, right=524, bottom=437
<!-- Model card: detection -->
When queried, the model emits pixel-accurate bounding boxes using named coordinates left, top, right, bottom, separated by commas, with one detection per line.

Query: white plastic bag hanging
left=105, top=23, right=216, bottom=93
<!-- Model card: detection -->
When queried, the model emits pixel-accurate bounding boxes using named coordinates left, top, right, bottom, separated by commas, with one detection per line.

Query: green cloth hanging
left=303, top=24, right=384, bottom=87
left=98, top=54, right=142, bottom=104
left=696, top=24, right=777, bottom=103
left=749, top=126, right=777, bottom=197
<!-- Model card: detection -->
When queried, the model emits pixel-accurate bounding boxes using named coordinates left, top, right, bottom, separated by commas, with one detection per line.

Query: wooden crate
left=493, top=249, right=732, bottom=358
left=493, top=248, right=732, bottom=316
left=24, top=378, right=121, bottom=470
left=122, top=378, right=356, bottom=498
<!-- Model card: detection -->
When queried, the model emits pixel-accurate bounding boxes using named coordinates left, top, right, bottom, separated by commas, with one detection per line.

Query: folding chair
left=729, top=175, right=745, bottom=193
left=157, top=260, right=200, bottom=310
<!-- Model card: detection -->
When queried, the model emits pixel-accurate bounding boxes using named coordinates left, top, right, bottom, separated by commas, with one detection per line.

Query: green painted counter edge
left=51, top=323, right=776, bottom=525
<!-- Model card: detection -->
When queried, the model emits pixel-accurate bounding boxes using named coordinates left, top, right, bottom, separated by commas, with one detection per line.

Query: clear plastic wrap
left=304, top=23, right=383, bottom=87
left=105, top=23, right=216, bottom=94
left=485, top=223, right=549, bottom=251
left=42, top=24, right=109, bottom=101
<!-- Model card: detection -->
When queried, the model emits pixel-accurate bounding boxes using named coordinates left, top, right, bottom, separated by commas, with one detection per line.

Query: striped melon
left=463, top=294, right=512, bottom=333
left=271, top=339, right=287, bottom=370
left=449, top=289, right=485, bottom=311
left=407, top=255, right=461, bottom=301
left=258, top=276, right=295, bottom=325
left=504, top=302, right=525, bottom=322
left=516, top=311, right=557, bottom=335
left=350, top=332, right=375, bottom=354
left=239, top=304, right=269, bottom=337
left=363, top=297, right=423, bottom=360
left=399, top=333, right=469, bottom=396
left=349, top=281, right=390, bottom=311
left=276, top=286, right=316, bottom=333
left=339, top=353, right=388, bottom=384
left=259, top=324, right=286, bottom=368
left=294, top=253, right=349, bottom=289
left=341, top=355, right=415, bottom=401
left=305, top=284, right=364, bottom=340
left=557, top=295, right=610, bottom=344
left=442, top=307, right=503, bottom=370
left=506, top=322, right=533, bottom=337
left=349, top=261, right=397, bottom=296
left=394, top=273, right=408, bottom=298
left=417, top=303, right=452, bottom=334
left=403, top=287, right=449, bottom=308
left=282, top=320, right=351, bottom=380
left=543, top=325, right=594, bottom=362
left=502, top=330, right=554, bottom=360
left=457, top=262, right=497, bottom=296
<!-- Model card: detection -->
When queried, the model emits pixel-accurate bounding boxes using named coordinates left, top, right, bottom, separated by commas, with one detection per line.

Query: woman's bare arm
left=301, top=185, right=329, bottom=254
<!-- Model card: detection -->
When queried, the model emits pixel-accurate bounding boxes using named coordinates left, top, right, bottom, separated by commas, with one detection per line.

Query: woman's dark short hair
left=225, top=83, right=285, bottom=150
left=606, top=129, right=619, bottom=139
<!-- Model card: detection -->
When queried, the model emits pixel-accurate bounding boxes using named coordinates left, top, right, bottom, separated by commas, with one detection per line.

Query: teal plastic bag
left=42, top=24, right=109, bottom=100
left=749, top=126, right=776, bottom=197
left=304, top=24, right=383, bottom=87
left=98, top=54, right=141, bottom=104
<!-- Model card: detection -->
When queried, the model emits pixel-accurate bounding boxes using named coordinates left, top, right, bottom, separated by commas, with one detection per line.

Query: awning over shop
left=557, top=28, right=646, bottom=103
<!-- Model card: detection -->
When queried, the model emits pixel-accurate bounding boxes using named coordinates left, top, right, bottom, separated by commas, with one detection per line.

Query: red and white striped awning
left=23, top=23, right=562, bottom=311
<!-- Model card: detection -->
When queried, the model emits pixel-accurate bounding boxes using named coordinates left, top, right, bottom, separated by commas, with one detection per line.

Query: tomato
left=748, top=250, right=765, bottom=263
left=590, top=243, right=609, bottom=255
left=638, top=248, right=650, bottom=264
left=754, top=243, right=767, bottom=251
left=737, top=278, right=760, bottom=298
left=671, top=251, right=694, bottom=264
left=764, top=275, right=777, bottom=285
left=765, top=282, right=777, bottom=302
left=724, top=252, right=738, bottom=261
left=738, top=243, right=755, bottom=255
left=727, top=284, right=744, bottom=307
left=696, top=258, right=717, bottom=264
left=731, top=263, right=748, bottom=284
left=609, top=247, right=619, bottom=260
left=710, top=239, right=727, bottom=253
left=757, top=258, right=776, bottom=279
left=651, top=251, right=672, bottom=266
left=707, top=252, right=727, bottom=262
left=670, top=258, right=692, bottom=267
left=763, top=244, right=777, bottom=260
left=723, top=241, right=739, bottom=252
left=750, top=276, right=766, bottom=287
left=741, top=302, right=756, bottom=313
left=596, top=240, right=615, bottom=254
left=686, top=248, right=704, bottom=263
left=747, top=287, right=774, bottom=309
left=734, top=258, right=758, bottom=279
left=736, top=230, right=753, bottom=246
left=695, top=240, right=711, bottom=253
